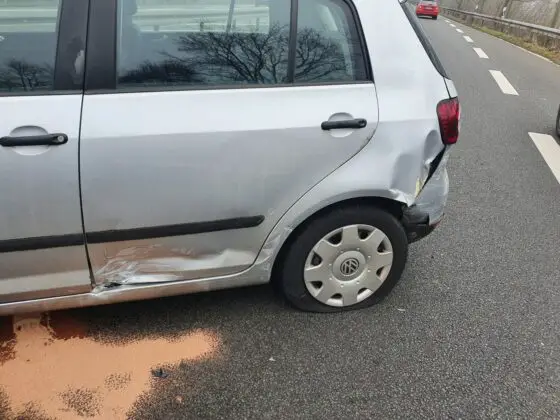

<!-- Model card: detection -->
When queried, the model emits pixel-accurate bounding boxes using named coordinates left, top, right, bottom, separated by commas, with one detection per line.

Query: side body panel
left=0, top=0, right=91, bottom=304
left=247, top=0, right=454, bottom=277
left=0, top=97, right=91, bottom=303
left=80, top=84, right=378, bottom=286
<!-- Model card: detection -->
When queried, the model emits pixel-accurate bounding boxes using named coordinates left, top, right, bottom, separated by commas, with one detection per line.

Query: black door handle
left=321, top=118, right=367, bottom=131
left=0, top=133, right=68, bottom=147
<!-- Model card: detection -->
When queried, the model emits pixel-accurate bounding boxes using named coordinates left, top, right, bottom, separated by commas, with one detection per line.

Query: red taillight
left=437, top=97, right=460, bottom=145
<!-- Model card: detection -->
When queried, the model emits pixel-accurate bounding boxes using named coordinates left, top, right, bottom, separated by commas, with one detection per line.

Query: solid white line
left=528, top=133, right=560, bottom=183
left=511, top=43, right=554, bottom=64
left=464, top=36, right=474, bottom=43
left=489, top=70, right=519, bottom=95
left=456, top=28, right=464, bottom=33
left=450, top=24, right=456, bottom=27
left=473, top=47, right=489, bottom=59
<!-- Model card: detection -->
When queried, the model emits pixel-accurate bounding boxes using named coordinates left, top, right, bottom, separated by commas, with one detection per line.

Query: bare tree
left=293, top=28, right=349, bottom=82
left=0, top=60, right=53, bottom=92
left=119, top=59, right=200, bottom=85
left=173, top=23, right=291, bottom=84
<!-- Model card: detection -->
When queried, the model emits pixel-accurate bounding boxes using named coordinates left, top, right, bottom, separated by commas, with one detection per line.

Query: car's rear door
left=79, top=0, right=378, bottom=286
left=0, top=0, right=91, bottom=303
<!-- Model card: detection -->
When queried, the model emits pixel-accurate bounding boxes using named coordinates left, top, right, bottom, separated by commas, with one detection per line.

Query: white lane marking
left=450, top=24, right=456, bottom=27
left=445, top=19, right=450, bottom=23
left=473, top=47, right=489, bottom=58
left=528, top=133, right=560, bottom=183
left=464, top=36, right=474, bottom=43
left=456, top=28, right=464, bottom=33
left=489, top=70, right=519, bottom=95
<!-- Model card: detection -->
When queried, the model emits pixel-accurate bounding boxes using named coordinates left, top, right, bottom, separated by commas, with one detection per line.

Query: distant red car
left=416, top=0, right=439, bottom=19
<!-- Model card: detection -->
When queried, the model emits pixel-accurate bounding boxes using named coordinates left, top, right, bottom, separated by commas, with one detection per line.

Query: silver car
left=0, top=0, right=459, bottom=314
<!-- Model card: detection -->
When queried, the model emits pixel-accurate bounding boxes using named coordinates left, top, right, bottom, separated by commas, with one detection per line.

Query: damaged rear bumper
left=402, top=149, right=450, bottom=243
left=402, top=205, right=442, bottom=243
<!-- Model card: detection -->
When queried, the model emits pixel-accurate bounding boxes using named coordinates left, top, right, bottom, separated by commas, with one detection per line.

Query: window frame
left=0, top=0, right=89, bottom=97
left=84, top=0, right=373, bottom=95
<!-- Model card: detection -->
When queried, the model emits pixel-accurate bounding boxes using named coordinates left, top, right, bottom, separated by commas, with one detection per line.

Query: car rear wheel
left=277, top=206, right=408, bottom=312
left=432, top=16, right=438, bottom=19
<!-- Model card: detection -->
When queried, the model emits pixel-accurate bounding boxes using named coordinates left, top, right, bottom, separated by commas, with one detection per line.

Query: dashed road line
left=528, top=133, right=560, bottom=183
left=445, top=19, right=450, bottom=23
left=489, top=70, right=519, bottom=95
left=464, top=36, right=474, bottom=43
left=456, top=28, right=464, bottom=33
left=473, top=47, right=489, bottom=59
left=450, top=23, right=456, bottom=27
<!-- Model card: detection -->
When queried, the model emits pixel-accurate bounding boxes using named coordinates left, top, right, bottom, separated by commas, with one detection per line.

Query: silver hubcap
left=304, top=224, right=394, bottom=307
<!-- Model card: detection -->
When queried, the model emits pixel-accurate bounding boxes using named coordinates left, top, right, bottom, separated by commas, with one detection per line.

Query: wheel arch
left=270, top=196, right=405, bottom=285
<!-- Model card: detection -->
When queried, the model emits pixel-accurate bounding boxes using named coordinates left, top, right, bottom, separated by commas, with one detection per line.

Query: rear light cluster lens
left=437, top=97, right=460, bottom=145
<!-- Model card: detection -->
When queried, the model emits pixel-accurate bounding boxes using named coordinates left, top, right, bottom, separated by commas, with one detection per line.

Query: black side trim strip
left=0, top=216, right=265, bottom=253
left=86, top=216, right=265, bottom=244
left=0, top=234, right=84, bottom=253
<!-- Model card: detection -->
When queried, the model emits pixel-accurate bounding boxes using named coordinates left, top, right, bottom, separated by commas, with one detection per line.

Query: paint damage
left=414, top=150, right=450, bottom=223
left=94, top=244, right=256, bottom=286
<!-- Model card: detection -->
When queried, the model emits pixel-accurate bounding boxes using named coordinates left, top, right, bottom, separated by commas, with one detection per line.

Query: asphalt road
left=1, top=13, right=560, bottom=420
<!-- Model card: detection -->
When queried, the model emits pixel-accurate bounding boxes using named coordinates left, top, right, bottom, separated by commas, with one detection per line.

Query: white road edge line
left=456, top=28, right=464, bottom=33
left=450, top=24, right=456, bottom=27
left=489, top=70, right=519, bottom=95
left=473, top=47, right=489, bottom=59
left=464, top=35, right=474, bottom=43
left=511, top=43, right=554, bottom=64
left=528, top=133, right=560, bottom=184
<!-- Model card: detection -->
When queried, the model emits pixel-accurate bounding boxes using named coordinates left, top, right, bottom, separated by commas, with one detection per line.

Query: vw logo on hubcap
left=340, top=257, right=360, bottom=276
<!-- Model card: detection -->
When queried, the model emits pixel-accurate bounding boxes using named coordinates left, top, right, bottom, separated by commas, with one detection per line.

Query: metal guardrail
left=441, top=7, right=560, bottom=37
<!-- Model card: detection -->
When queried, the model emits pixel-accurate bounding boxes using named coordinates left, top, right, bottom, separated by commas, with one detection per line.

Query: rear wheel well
left=270, top=197, right=405, bottom=286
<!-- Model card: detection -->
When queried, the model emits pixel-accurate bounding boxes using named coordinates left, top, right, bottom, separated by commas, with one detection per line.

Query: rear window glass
left=115, top=0, right=371, bottom=90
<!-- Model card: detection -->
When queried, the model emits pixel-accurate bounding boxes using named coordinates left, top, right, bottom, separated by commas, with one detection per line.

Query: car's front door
left=0, top=0, right=91, bottom=303
left=79, top=0, right=378, bottom=287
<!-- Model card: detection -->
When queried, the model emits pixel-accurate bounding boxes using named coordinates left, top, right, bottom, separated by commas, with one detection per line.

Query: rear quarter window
left=295, top=0, right=371, bottom=83
left=112, top=0, right=372, bottom=90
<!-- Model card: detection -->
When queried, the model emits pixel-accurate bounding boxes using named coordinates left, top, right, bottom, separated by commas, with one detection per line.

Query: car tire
left=433, top=16, right=438, bottom=19
left=277, top=205, right=408, bottom=313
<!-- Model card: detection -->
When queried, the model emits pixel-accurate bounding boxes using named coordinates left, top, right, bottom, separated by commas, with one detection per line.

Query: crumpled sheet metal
left=94, top=244, right=256, bottom=286
left=91, top=142, right=450, bottom=291
left=414, top=150, right=450, bottom=223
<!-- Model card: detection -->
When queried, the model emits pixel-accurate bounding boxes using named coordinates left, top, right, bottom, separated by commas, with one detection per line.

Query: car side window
left=116, top=0, right=291, bottom=88
left=295, top=0, right=368, bottom=83
left=0, top=0, right=62, bottom=93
